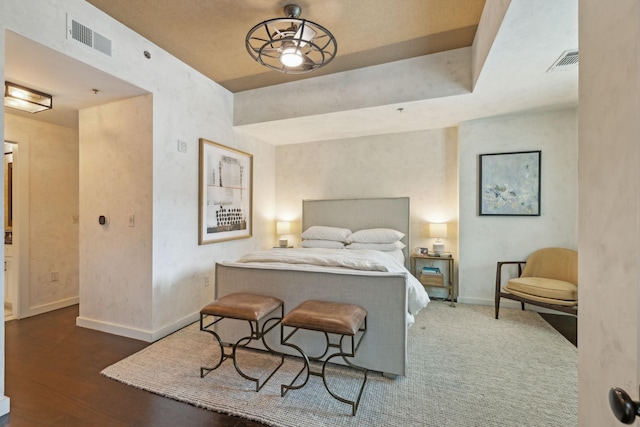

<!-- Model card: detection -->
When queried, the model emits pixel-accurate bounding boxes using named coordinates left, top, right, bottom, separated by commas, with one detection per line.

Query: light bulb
left=280, top=47, right=304, bottom=67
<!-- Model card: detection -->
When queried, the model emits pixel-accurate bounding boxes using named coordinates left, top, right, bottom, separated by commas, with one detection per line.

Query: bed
left=214, top=197, right=429, bottom=378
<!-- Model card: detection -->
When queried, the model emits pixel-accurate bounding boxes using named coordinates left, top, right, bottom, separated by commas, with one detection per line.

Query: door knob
left=609, top=387, right=640, bottom=424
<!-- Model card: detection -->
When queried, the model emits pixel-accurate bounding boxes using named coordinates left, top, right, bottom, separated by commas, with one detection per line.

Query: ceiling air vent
left=547, top=50, right=578, bottom=72
left=66, top=15, right=112, bottom=57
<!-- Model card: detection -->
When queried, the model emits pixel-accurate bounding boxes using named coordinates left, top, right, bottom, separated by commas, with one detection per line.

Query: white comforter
left=236, top=248, right=430, bottom=324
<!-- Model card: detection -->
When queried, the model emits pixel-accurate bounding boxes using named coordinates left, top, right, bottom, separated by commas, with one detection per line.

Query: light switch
left=128, top=214, right=135, bottom=227
left=177, top=140, right=187, bottom=153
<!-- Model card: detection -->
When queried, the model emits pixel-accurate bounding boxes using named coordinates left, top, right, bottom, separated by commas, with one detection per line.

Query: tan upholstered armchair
left=495, top=247, right=578, bottom=319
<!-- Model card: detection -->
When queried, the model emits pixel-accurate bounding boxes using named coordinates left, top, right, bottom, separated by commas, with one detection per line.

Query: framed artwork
left=479, top=150, right=541, bottom=216
left=199, top=138, right=253, bottom=244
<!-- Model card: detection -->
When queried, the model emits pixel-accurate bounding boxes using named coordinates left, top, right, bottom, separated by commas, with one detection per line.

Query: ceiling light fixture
left=4, top=81, right=52, bottom=114
left=245, top=4, right=337, bottom=74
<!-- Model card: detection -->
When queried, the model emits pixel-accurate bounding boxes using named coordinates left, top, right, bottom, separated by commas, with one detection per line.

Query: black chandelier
left=245, top=4, right=337, bottom=74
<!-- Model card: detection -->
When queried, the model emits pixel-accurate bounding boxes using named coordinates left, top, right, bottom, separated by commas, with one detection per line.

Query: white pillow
left=301, top=239, right=345, bottom=249
left=346, top=241, right=406, bottom=251
left=347, top=228, right=405, bottom=244
left=301, top=226, right=352, bottom=242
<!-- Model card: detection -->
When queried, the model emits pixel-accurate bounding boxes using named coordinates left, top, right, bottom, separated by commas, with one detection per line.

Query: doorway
left=4, top=141, right=18, bottom=320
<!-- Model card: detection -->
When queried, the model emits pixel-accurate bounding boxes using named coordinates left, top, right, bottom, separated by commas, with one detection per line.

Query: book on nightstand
left=421, top=267, right=441, bottom=275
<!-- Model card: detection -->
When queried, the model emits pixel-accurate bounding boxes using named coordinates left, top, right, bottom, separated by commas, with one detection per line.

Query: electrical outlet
left=51, top=271, right=59, bottom=282
left=204, top=276, right=210, bottom=287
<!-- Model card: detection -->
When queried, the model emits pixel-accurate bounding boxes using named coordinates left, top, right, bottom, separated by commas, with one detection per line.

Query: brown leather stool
left=280, top=300, right=368, bottom=415
left=199, top=292, right=284, bottom=391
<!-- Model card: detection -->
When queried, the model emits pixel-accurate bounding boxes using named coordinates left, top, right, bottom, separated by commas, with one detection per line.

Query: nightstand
left=410, top=254, right=456, bottom=307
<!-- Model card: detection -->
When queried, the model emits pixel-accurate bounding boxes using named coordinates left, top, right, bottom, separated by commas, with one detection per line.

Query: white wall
left=4, top=114, right=79, bottom=315
left=276, top=128, right=459, bottom=258
left=578, top=1, right=640, bottom=425
left=2, top=0, right=277, bottom=343
left=458, top=108, right=578, bottom=305
left=0, top=25, right=9, bottom=415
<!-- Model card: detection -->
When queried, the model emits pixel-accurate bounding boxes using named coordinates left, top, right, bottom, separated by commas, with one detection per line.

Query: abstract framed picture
left=479, top=150, right=541, bottom=216
left=199, top=138, right=253, bottom=244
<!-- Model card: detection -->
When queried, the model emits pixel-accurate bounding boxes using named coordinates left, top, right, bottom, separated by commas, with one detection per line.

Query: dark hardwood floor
left=539, top=312, right=578, bottom=346
left=0, top=304, right=577, bottom=427
left=0, top=305, right=264, bottom=427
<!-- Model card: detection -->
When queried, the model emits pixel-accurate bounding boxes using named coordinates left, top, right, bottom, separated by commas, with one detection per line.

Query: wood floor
left=0, top=304, right=577, bottom=427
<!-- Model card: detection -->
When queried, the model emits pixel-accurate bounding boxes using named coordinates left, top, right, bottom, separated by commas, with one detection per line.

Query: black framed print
left=479, top=150, right=541, bottom=216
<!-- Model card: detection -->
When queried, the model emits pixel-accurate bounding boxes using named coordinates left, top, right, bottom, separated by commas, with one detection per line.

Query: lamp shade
left=277, top=221, right=291, bottom=235
left=429, top=223, right=448, bottom=238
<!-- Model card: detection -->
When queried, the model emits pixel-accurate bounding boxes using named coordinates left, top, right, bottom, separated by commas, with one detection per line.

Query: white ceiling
left=4, top=31, right=148, bottom=130
left=3, top=0, right=578, bottom=145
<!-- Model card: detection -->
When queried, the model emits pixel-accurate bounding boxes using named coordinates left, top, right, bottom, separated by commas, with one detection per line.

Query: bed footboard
left=214, top=263, right=409, bottom=377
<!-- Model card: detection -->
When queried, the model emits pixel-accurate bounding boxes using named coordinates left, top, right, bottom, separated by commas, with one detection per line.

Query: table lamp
left=429, top=223, right=447, bottom=255
left=276, top=221, right=291, bottom=247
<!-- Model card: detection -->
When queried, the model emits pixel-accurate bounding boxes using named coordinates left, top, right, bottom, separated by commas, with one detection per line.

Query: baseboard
left=76, top=316, right=153, bottom=341
left=0, top=395, right=10, bottom=417
left=76, top=311, right=200, bottom=343
left=151, top=312, right=200, bottom=341
left=22, top=296, right=79, bottom=319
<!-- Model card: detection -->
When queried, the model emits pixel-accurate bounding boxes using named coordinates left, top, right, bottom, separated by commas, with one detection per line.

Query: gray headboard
left=302, top=197, right=410, bottom=268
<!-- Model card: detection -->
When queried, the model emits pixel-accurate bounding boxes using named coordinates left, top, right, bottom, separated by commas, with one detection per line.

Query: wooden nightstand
left=410, top=254, right=456, bottom=307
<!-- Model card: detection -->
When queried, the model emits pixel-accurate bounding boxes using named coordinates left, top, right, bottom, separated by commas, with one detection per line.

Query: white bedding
left=235, top=248, right=430, bottom=324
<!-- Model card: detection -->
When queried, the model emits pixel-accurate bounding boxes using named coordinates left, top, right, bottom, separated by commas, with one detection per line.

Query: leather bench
left=199, top=292, right=284, bottom=391
left=279, top=299, right=368, bottom=415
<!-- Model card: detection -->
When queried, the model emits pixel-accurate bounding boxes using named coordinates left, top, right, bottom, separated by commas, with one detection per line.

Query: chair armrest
left=495, top=261, right=526, bottom=293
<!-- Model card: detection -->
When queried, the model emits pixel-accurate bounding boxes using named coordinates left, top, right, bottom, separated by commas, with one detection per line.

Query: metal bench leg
left=322, top=334, right=368, bottom=415
left=279, top=319, right=368, bottom=415
left=200, top=305, right=285, bottom=392
left=233, top=315, right=285, bottom=392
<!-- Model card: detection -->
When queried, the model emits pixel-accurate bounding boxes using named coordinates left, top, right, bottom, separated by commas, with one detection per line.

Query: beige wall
left=77, top=95, right=153, bottom=333
left=578, top=1, right=640, bottom=425
left=4, top=113, right=79, bottom=314
left=275, top=128, right=459, bottom=257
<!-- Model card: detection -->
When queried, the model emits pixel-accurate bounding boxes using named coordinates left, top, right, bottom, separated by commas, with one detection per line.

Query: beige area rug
left=101, top=302, right=577, bottom=426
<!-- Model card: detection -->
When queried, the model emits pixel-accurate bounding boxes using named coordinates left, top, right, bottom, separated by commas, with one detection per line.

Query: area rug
left=101, top=302, right=577, bottom=426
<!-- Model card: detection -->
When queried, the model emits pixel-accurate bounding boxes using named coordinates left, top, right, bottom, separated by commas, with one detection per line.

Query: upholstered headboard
left=302, top=197, right=411, bottom=268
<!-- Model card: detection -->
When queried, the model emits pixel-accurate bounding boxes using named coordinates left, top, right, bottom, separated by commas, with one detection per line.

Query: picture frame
left=199, top=138, right=253, bottom=244
left=479, top=150, right=541, bottom=216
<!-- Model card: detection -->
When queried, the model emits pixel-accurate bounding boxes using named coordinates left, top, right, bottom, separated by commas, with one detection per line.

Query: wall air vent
left=66, top=15, right=112, bottom=57
left=547, top=50, right=578, bottom=72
